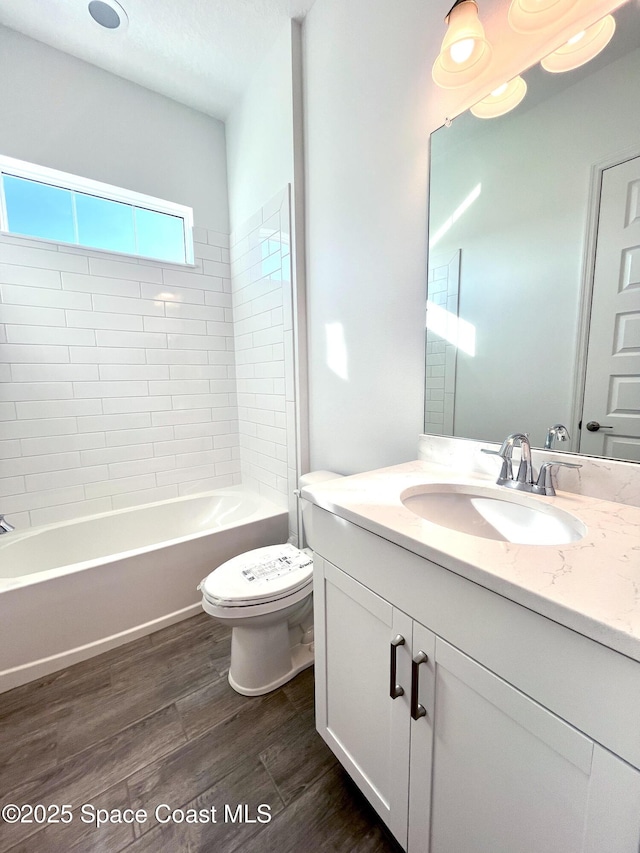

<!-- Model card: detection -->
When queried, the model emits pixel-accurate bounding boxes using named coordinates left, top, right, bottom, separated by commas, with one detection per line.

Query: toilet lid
left=200, top=544, right=313, bottom=607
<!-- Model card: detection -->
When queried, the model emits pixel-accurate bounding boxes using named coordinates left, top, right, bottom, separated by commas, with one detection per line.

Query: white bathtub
left=0, top=489, right=288, bottom=693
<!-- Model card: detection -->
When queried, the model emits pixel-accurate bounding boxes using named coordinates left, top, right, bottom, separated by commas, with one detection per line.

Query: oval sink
left=400, top=484, right=586, bottom=545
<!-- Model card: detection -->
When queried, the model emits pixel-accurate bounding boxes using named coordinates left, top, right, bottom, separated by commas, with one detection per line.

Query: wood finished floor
left=0, top=613, right=404, bottom=853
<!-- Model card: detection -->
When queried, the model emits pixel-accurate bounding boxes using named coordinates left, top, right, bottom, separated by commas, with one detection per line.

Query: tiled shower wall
left=230, top=187, right=299, bottom=541
left=0, top=228, right=241, bottom=528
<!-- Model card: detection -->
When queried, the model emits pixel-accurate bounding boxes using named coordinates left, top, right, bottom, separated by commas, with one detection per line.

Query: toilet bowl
left=199, top=472, right=341, bottom=696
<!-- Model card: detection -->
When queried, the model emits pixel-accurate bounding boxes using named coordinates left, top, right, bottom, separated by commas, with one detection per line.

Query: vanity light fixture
left=470, top=75, right=527, bottom=118
left=540, top=14, right=616, bottom=72
left=432, top=0, right=493, bottom=89
left=508, top=0, right=579, bottom=34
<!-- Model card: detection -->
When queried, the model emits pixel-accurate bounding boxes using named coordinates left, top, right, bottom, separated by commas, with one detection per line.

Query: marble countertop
left=302, top=460, right=640, bottom=663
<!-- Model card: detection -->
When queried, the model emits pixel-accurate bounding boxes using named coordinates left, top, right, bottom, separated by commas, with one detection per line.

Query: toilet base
left=228, top=640, right=314, bottom=696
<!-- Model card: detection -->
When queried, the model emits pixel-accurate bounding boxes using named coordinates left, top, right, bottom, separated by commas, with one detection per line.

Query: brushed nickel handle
left=411, top=651, right=428, bottom=720
left=390, top=634, right=405, bottom=699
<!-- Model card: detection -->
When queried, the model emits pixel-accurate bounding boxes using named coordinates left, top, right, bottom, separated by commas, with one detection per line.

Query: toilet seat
left=200, top=543, right=313, bottom=609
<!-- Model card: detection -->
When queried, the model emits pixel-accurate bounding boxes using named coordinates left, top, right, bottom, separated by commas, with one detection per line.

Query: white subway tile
left=6, top=325, right=95, bottom=346
left=0, top=364, right=9, bottom=382
left=165, top=302, right=225, bottom=321
left=11, top=363, right=99, bottom=382
left=81, top=444, right=153, bottom=466
left=202, top=260, right=229, bottom=279
left=256, top=425, right=287, bottom=446
left=102, top=396, right=172, bottom=414
left=25, top=465, right=108, bottom=492
left=156, top=464, right=219, bottom=487
left=2, top=451, right=81, bottom=477
left=0, top=439, right=21, bottom=458
left=192, top=226, right=208, bottom=245
left=175, top=449, right=231, bottom=468
left=109, top=456, right=176, bottom=479
left=21, top=432, right=106, bottom=456
left=77, top=413, right=151, bottom=433
left=3, top=485, right=86, bottom=514
left=73, top=380, right=149, bottom=398
left=149, top=379, right=210, bottom=396
left=141, top=283, right=204, bottom=305
left=167, top=333, right=225, bottom=351
left=66, top=310, right=143, bottom=331
left=70, top=346, right=146, bottom=364
left=172, top=393, right=230, bottom=410
left=213, top=433, right=240, bottom=449
left=151, top=408, right=212, bottom=426
left=173, top=421, right=233, bottom=440
left=0, top=263, right=62, bottom=289
left=111, top=485, right=178, bottom=510
left=207, top=230, right=230, bottom=249
left=30, top=498, right=113, bottom=527
left=0, top=475, right=25, bottom=497
left=146, top=349, right=208, bottom=365
left=162, top=268, right=219, bottom=290
left=177, top=475, right=234, bottom=496
left=208, top=351, right=235, bottom=365
left=204, top=291, right=232, bottom=309
left=153, top=436, right=212, bottom=457
left=89, top=257, right=163, bottom=283
left=106, top=426, right=173, bottom=447
left=254, top=361, right=284, bottom=378
left=0, top=401, right=16, bottom=420
left=85, top=473, right=158, bottom=498
left=0, top=382, right=74, bottom=402
left=95, top=330, right=167, bottom=348
left=1, top=304, right=66, bottom=326
left=144, top=316, right=206, bottom=335
left=62, top=272, right=141, bottom=297
left=0, top=243, right=88, bottom=273
left=16, top=399, right=101, bottom=419
left=195, top=243, right=223, bottom=262
left=92, top=294, right=165, bottom=316
left=1, top=416, right=77, bottom=440
left=253, top=326, right=284, bottom=347
left=169, top=364, right=227, bottom=380
left=98, top=364, right=169, bottom=381
left=1, top=284, right=91, bottom=311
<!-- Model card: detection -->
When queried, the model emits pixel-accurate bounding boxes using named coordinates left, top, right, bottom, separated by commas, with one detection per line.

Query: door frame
left=569, top=145, right=640, bottom=453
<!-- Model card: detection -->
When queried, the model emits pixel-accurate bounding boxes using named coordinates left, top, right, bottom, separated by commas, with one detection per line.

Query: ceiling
left=0, top=0, right=317, bottom=120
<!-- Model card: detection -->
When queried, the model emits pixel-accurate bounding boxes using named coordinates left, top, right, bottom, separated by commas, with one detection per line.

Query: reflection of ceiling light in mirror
left=432, top=0, right=492, bottom=89
left=541, top=14, right=615, bottom=73
left=508, top=0, right=579, bottom=33
left=88, top=0, right=128, bottom=31
left=470, top=76, right=527, bottom=118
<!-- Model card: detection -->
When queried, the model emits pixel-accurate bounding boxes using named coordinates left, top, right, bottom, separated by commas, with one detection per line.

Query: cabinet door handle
left=390, top=634, right=405, bottom=699
left=411, top=651, right=428, bottom=720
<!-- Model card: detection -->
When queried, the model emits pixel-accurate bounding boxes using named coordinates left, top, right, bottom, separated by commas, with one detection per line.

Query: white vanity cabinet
left=311, top=507, right=640, bottom=853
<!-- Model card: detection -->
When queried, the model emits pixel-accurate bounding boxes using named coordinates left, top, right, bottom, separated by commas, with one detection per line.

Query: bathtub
left=0, top=489, right=288, bottom=693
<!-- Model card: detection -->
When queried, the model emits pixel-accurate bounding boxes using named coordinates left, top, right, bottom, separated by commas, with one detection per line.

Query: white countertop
left=302, top=460, right=640, bottom=663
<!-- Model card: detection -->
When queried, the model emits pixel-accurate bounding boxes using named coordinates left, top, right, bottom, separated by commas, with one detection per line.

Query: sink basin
left=400, top=483, right=586, bottom=545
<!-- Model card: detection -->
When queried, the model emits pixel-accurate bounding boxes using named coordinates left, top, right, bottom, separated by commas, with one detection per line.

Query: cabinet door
left=583, top=744, right=640, bottom=853
left=314, top=556, right=412, bottom=846
left=408, top=620, right=436, bottom=853
left=429, top=639, right=595, bottom=853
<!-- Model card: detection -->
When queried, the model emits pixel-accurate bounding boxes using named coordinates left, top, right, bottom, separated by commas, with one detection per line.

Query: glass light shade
left=541, top=15, right=616, bottom=73
left=432, top=0, right=493, bottom=89
left=508, top=0, right=579, bottom=34
left=470, top=76, right=528, bottom=118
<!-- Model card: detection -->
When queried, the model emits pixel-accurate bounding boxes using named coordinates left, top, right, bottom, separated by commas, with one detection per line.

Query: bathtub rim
left=0, top=486, right=288, bottom=592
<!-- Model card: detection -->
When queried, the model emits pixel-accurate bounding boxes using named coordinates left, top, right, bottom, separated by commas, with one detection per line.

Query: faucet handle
left=535, top=461, right=582, bottom=496
left=481, top=448, right=513, bottom=482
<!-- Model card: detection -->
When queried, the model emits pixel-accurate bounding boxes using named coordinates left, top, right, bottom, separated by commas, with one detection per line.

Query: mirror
left=426, top=1, right=640, bottom=462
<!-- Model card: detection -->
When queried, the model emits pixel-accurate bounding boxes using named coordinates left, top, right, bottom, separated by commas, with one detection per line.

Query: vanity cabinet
left=311, top=509, right=640, bottom=853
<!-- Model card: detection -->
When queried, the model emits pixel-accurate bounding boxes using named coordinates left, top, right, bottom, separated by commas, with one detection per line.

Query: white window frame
left=0, top=154, right=194, bottom=264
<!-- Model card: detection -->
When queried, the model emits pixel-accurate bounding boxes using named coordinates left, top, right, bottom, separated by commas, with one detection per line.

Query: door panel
left=581, top=156, right=640, bottom=459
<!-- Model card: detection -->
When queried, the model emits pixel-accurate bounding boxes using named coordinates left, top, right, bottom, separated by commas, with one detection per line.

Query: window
left=0, top=155, right=194, bottom=264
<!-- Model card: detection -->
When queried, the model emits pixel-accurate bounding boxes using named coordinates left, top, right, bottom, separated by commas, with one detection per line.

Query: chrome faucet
left=544, top=423, right=570, bottom=450
left=0, top=514, right=15, bottom=534
left=483, top=433, right=581, bottom=496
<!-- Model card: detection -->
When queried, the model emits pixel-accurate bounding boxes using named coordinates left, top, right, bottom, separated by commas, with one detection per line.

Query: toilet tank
left=297, top=470, right=342, bottom=549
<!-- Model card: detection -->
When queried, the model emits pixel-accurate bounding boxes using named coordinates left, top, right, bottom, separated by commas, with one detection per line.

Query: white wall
left=0, top=27, right=229, bottom=232
left=225, top=22, right=297, bottom=233
left=302, top=0, right=626, bottom=475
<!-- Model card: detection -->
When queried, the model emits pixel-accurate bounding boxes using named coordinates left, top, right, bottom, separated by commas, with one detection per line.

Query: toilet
left=199, top=471, right=341, bottom=696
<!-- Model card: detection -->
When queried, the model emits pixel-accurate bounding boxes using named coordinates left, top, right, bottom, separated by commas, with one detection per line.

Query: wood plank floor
left=0, top=613, right=404, bottom=853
